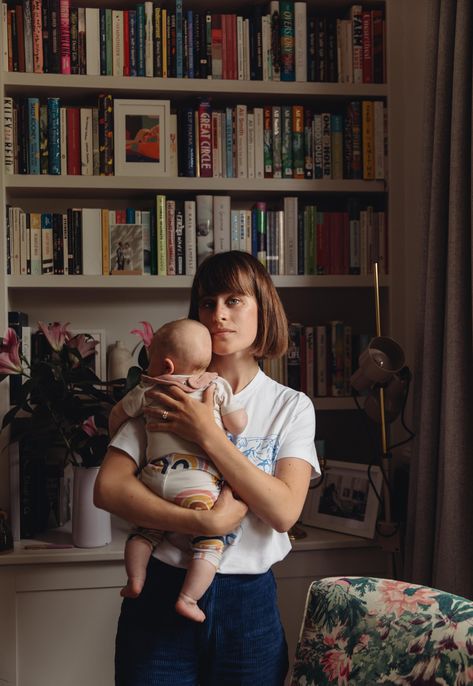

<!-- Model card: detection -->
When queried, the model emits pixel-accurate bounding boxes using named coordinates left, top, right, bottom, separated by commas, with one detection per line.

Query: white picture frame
left=69, top=329, right=106, bottom=382
left=301, top=460, right=383, bottom=539
left=113, top=99, right=171, bottom=176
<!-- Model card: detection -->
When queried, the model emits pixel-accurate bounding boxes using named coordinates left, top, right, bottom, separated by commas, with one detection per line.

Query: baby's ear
left=163, top=357, right=175, bottom=374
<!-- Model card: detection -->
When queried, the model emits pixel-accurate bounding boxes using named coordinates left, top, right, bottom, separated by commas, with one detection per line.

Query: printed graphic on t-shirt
left=231, top=435, right=280, bottom=474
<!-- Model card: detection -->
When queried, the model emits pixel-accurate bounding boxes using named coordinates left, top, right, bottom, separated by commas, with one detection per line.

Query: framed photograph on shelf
left=301, top=460, right=382, bottom=539
left=69, top=329, right=106, bottom=381
left=109, top=223, right=144, bottom=275
left=114, top=99, right=171, bottom=176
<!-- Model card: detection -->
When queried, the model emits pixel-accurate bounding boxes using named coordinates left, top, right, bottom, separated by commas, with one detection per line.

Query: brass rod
left=373, top=261, right=382, bottom=338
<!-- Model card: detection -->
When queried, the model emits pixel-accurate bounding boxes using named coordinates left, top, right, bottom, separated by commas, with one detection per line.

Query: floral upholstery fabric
left=290, top=576, right=473, bottom=686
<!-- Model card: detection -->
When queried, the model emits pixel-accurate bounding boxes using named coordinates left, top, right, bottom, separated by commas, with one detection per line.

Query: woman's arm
left=94, top=446, right=248, bottom=537
left=144, top=387, right=312, bottom=532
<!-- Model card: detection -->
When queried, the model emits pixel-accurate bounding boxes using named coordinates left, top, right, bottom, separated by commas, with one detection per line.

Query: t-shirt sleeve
left=121, top=384, right=147, bottom=418
left=277, top=393, right=320, bottom=477
left=109, top=416, right=147, bottom=468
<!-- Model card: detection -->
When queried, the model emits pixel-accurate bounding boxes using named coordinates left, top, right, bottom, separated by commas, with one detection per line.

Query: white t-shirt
left=111, top=369, right=319, bottom=574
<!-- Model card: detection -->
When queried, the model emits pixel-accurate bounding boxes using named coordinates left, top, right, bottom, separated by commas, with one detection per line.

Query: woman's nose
left=214, top=302, right=228, bottom=321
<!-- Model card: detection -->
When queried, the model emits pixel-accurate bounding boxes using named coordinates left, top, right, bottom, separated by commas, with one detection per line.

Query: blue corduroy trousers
left=115, top=557, right=288, bottom=685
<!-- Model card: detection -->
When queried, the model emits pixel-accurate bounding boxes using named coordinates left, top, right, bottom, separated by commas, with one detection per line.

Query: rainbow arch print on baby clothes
left=174, top=488, right=218, bottom=510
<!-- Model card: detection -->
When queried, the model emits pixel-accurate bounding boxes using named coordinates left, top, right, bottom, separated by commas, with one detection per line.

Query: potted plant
left=0, top=321, right=115, bottom=547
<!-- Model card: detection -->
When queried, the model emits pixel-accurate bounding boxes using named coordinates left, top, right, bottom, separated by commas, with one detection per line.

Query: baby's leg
left=121, top=535, right=154, bottom=598
left=175, top=558, right=218, bottom=622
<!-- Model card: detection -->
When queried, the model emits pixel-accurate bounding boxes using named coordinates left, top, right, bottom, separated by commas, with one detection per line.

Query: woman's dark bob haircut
left=188, top=251, right=288, bottom=360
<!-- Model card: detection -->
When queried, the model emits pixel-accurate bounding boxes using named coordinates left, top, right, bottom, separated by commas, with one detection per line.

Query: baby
left=111, top=318, right=247, bottom=622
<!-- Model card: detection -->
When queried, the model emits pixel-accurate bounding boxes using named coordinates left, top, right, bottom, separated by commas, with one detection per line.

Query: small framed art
left=69, top=329, right=106, bottom=381
left=113, top=99, right=171, bottom=176
left=109, top=223, right=144, bottom=275
left=301, top=460, right=382, bottom=539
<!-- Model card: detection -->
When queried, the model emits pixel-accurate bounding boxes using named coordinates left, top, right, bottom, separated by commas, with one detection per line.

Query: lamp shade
left=363, top=375, right=407, bottom=423
left=350, top=336, right=405, bottom=392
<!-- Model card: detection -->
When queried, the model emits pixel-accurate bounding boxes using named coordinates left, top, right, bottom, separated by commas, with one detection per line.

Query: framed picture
left=301, top=460, right=382, bottom=539
left=109, top=223, right=144, bottom=275
left=114, top=99, right=171, bottom=176
left=69, top=329, right=106, bottom=381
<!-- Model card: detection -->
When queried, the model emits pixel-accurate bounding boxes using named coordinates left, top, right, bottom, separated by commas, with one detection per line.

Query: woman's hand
left=200, top=484, right=248, bottom=536
left=144, top=384, right=221, bottom=447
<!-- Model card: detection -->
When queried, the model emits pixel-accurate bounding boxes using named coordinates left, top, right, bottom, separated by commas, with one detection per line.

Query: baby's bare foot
left=120, top=577, right=145, bottom=598
left=175, top=593, right=206, bottom=622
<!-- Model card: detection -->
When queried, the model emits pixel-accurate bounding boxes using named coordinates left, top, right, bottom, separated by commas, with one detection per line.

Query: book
left=184, top=199, right=197, bottom=276
left=3, top=96, right=14, bottom=174
left=85, top=7, right=100, bottom=75
left=109, top=223, right=144, bottom=275
left=283, top=196, right=298, bottom=275
left=213, top=195, right=231, bottom=253
left=198, top=99, right=213, bottom=177
left=81, top=208, right=102, bottom=275
left=27, top=97, right=40, bottom=174
left=59, top=0, right=70, bottom=74
left=279, top=0, right=295, bottom=81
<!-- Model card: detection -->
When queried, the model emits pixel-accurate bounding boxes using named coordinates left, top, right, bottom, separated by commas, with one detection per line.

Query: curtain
left=404, top=0, right=473, bottom=599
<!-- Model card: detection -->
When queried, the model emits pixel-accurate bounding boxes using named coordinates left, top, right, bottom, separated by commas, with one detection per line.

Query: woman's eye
left=228, top=298, right=241, bottom=305
left=199, top=300, right=214, bottom=309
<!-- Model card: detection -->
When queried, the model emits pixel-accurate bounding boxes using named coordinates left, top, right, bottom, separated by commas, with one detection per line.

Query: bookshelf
left=1, top=0, right=395, bottom=513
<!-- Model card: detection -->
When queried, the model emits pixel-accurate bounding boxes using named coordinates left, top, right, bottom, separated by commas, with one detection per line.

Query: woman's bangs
left=198, top=259, right=254, bottom=298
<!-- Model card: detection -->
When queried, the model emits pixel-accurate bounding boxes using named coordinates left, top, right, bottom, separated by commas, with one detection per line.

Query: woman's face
left=197, top=292, right=258, bottom=358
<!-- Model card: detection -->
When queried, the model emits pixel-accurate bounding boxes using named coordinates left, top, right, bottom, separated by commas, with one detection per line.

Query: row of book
left=262, top=321, right=371, bottom=398
left=2, top=1, right=385, bottom=84
left=4, top=94, right=386, bottom=181
left=6, top=196, right=388, bottom=278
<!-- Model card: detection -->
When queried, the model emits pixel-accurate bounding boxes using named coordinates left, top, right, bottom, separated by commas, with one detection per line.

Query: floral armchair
left=290, top=576, right=473, bottom=685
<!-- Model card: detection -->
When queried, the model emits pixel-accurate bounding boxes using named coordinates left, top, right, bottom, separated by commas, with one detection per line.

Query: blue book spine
left=126, top=208, right=135, bottom=223
left=99, top=9, right=107, bottom=75
left=225, top=107, right=233, bottom=178
left=129, top=10, right=138, bottom=76
left=28, top=98, right=41, bottom=175
left=187, top=10, right=194, bottom=78
left=175, top=0, right=183, bottom=78
left=47, top=97, right=61, bottom=175
left=136, top=4, right=145, bottom=76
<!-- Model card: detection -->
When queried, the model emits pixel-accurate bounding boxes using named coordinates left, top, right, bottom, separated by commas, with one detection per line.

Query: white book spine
left=254, top=108, right=265, bottom=179
left=230, top=210, right=239, bottom=250
left=23, top=0, right=34, bottom=72
left=196, top=195, right=214, bottom=265
left=351, top=5, right=363, bottom=84
left=85, top=7, right=100, bottom=75
left=81, top=208, right=102, bottom=275
left=261, top=14, right=271, bottom=81
left=243, top=18, right=250, bottom=81
left=169, top=112, right=178, bottom=177
left=60, top=107, right=68, bottom=174
left=247, top=112, right=255, bottom=179
left=294, top=2, right=307, bottom=82
left=3, top=96, right=14, bottom=174
left=11, top=207, right=21, bottom=275
left=236, top=104, right=248, bottom=178
left=343, top=20, right=353, bottom=84
left=213, top=196, right=231, bottom=253
left=144, top=1, right=154, bottom=77
left=283, top=197, right=298, bottom=275
left=184, top=200, right=196, bottom=276
left=112, top=10, right=124, bottom=76
left=80, top=108, right=93, bottom=176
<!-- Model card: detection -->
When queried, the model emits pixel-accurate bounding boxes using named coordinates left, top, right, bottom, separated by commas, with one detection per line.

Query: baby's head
left=147, top=319, right=212, bottom=376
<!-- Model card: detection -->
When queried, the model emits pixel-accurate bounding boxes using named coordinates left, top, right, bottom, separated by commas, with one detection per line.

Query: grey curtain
left=404, top=0, right=473, bottom=599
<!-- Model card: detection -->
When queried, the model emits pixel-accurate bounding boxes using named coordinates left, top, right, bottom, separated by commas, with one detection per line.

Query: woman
left=94, top=251, right=319, bottom=686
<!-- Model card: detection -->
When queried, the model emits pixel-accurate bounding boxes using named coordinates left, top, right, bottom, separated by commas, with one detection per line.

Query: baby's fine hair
left=150, top=319, right=212, bottom=372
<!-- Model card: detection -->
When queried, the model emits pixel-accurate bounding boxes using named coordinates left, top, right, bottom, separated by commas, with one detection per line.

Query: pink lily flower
left=131, top=321, right=154, bottom=348
left=0, top=328, right=23, bottom=375
left=67, top=334, right=98, bottom=365
left=82, top=415, right=99, bottom=437
left=38, top=321, right=72, bottom=352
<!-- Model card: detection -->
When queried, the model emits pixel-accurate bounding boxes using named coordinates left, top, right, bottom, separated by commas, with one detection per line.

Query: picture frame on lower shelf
left=69, top=329, right=106, bottom=382
left=301, top=459, right=382, bottom=539
left=109, top=223, right=144, bottom=275
left=113, top=99, right=171, bottom=176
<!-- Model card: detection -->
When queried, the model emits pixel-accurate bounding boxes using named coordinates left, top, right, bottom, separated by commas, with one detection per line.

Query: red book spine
left=59, top=0, right=71, bottom=74
left=361, top=10, right=372, bottom=83
left=371, top=9, right=384, bottom=83
left=123, top=10, right=130, bottom=76
left=66, top=107, right=81, bottom=175
left=198, top=100, right=213, bottom=177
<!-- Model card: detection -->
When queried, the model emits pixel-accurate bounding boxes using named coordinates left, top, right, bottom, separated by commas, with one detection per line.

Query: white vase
left=107, top=340, right=134, bottom=381
left=72, top=466, right=111, bottom=548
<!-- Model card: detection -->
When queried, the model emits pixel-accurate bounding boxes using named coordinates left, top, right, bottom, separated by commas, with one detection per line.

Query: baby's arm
left=108, top=384, right=146, bottom=437
left=108, top=402, right=130, bottom=437
left=221, top=408, right=248, bottom=436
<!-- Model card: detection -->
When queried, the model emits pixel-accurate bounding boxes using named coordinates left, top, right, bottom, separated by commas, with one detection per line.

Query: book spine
left=59, top=0, right=70, bottom=74
left=23, top=0, right=34, bottom=73
left=78, top=6, right=86, bottom=73
left=184, top=200, right=196, bottom=276
left=175, top=0, right=183, bottom=78
left=198, top=100, right=213, bottom=178
left=283, top=196, right=298, bottom=275
left=362, top=10, right=372, bottom=83
left=174, top=201, right=185, bottom=275
left=112, top=10, right=124, bottom=76
left=31, top=0, right=43, bottom=72
left=166, top=199, right=176, bottom=275
left=27, top=97, right=40, bottom=174
left=80, top=107, right=93, bottom=176
left=236, top=104, right=248, bottom=178
left=213, top=195, right=231, bottom=253
left=281, top=104, right=292, bottom=178
left=39, top=103, right=48, bottom=174
left=292, top=104, right=304, bottom=178
left=3, top=96, right=14, bottom=174
left=351, top=5, right=363, bottom=84
left=156, top=194, right=167, bottom=276
left=321, top=112, right=331, bottom=179
left=263, top=105, right=273, bottom=178
left=144, top=1, right=153, bottom=77
left=211, top=13, right=222, bottom=79
left=41, top=212, right=54, bottom=273
left=66, top=106, right=80, bottom=175
left=101, top=209, right=110, bottom=275
left=331, top=113, right=343, bottom=179
left=294, top=1, right=306, bottom=82
left=362, top=100, right=374, bottom=179
left=129, top=9, right=138, bottom=76
left=287, top=322, right=302, bottom=390
left=279, top=0, right=295, bottom=81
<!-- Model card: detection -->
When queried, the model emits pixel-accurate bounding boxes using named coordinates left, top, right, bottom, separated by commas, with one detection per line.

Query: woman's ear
left=163, top=357, right=175, bottom=374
